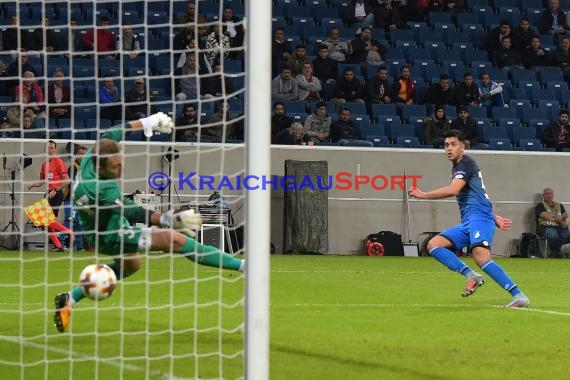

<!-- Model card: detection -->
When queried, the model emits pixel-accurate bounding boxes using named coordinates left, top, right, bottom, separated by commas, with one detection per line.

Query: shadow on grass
left=271, top=343, right=455, bottom=380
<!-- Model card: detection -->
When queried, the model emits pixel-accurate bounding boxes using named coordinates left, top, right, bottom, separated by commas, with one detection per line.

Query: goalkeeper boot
left=461, top=272, right=485, bottom=297
left=505, top=293, right=530, bottom=308
left=54, top=292, right=73, bottom=332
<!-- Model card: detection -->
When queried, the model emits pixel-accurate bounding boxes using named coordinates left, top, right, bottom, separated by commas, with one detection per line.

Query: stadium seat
left=491, top=107, right=516, bottom=121
left=377, top=115, right=401, bottom=137
left=518, top=138, right=542, bottom=151
left=400, top=105, right=426, bottom=122
left=390, top=125, right=416, bottom=142
left=396, top=136, right=421, bottom=147
left=371, top=104, right=397, bottom=121
left=489, top=138, right=512, bottom=150
left=360, top=123, right=386, bottom=139
left=511, top=127, right=537, bottom=144
left=481, top=125, right=509, bottom=142
left=538, top=100, right=561, bottom=120
left=498, top=118, right=521, bottom=129
left=366, top=135, right=390, bottom=147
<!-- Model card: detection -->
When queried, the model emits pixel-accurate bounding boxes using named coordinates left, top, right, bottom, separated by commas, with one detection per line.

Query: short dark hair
left=439, top=74, right=449, bottom=80
left=559, top=110, right=569, bottom=116
left=500, top=19, right=511, bottom=27
left=273, top=101, right=284, bottom=109
left=463, top=72, right=473, bottom=78
left=443, top=129, right=466, bottom=141
left=184, top=103, right=196, bottom=111
left=318, top=44, right=328, bottom=50
left=48, top=140, right=56, bottom=147
left=315, top=101, right=326, bottom=109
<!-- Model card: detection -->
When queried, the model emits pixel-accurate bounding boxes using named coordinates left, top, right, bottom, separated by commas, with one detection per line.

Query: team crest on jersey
left=474, top=231, right=480, bottom=239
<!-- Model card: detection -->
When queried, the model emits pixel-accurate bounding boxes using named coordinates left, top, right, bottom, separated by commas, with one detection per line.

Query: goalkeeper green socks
left=180, top=237, right=243, bottom=271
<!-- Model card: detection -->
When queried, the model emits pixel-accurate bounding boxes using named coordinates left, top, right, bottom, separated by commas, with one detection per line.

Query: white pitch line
left=282, top=303, right=570, bottom=316
left=0, top=335, right=187, bottom=380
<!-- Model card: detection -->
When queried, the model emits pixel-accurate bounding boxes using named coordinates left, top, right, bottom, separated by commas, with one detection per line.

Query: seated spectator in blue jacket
left=99, top=77, right=122, bottom=122
left=477, top=72, right=505, bottom=115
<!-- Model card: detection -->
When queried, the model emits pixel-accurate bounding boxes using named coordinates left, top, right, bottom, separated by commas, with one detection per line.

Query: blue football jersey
left=451, top=155, right=494, bottom=222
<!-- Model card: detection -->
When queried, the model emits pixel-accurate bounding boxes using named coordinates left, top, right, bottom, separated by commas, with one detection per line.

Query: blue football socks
left=480, top=260, right=521, bottom=296
left=430, top=247, right=473, bottom=276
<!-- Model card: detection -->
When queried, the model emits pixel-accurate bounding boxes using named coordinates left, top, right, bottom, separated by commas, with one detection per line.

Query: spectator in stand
left=390, top=65, right=416, bottom=105
left=68, top=18, right=87, bottom=56
left=222, top=6, right=245, bottom=59
left=125, top=77, right=154, bottom=120
left=343, top=0, right=375, bottom=30
left=14, top=71, right=44, bottom=106
left=423, top=105, right=451, bottom=148
left=486, top=20, right=512, bottom=60
left=454, top=72, right=479, bottom=107
left=350, top=26, right=386, bottom=68
left=175, top=53, right=201, bottom=101
left=205, top=100, right=242, bottom=140
left=116, top=26, right=141, bottom=60
left=20, top=113, right=46, bottom=139
left=542, top=110, right=570, bottom=150
left=331, top=67, right=365, bottom=112
left=175, top=41, right=212, bottom=75
left=323, top=27, right=352, bottom=62
left=26, top=17, right=59, bottom=52
left=374, top=0, right=402, bottom=31
left=202, top=63, right=234, bottom=99
left=0, top=60, right=6, bottom=95
left=312, top=45, right=339, bottom=86
left=540, top=0, right=568, bottom=36
left=0, top=117, right=18, bottom=138
left=272, top=27, right=292, bottom=77
left=205, top=23, right=230, bottom=67
left=535, top=187, right=570, bottom=258
left=287, top=122, right=313, bottom=145
left=366, top=65, right=392, bottom=106
left=47, top=68, right=71, bottom=122
left=271, top=101, right=294, bottom=143
left=83, top=16, right=116, bottom=58
left=330, top=108, right=371, bottom=145
left=551, top=36, right=570, bottom=81
left=492, top=36, right=524, bottom=69
left=1, top=15, right=20, bottom=51
left=450, top=106, right=483, bottom=148
left=287, top=44, right=312, bottom=76
left=304, top=101, right=331, bottom=143
left=424, top=74, right=455, bottom=107
left=271, top=66, right=299, bottom=101
left=175, top=103, right=202, bottom=141
left=296, top=63, right=322, bottom=110
left=522, top=35, right=551, bottom=68
left=477, top=72, right=504, bottom=116
left=511, top=17, right=535, bottom=54
left=99, top=77, right=123, bottom=122
left=174, top=23, right=197, bottom=52
left=178, top=0, right=208, bottom=37
left=5, top=51, right=38, bottom=95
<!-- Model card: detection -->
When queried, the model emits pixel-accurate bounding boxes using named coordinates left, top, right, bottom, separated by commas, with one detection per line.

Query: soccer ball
left=79, top=264, right=117, bottom=301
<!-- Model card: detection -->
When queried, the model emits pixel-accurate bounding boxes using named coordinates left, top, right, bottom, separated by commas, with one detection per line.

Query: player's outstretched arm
left=495, top=214, right=512, bottom=231
left=408, top=179, right=466, bottom=200
left=130, top=112, right=174, bottom=137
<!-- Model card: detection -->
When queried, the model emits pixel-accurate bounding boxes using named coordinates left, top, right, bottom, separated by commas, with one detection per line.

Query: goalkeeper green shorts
left=85, top=225, right=152, bottom=256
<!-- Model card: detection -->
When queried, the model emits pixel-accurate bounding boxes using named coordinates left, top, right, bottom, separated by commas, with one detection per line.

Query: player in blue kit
left=408, top=130, right=530, bottom=308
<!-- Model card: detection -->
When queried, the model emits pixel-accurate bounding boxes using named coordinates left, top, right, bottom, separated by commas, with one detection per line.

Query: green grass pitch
left=1, top=252, right=570, bottom=379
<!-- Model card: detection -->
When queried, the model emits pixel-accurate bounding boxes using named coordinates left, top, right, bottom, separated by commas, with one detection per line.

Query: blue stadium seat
left=538, top=100, right=561, bottom=120
left=521, top=107, right=548, bottom=123
left=489, top=138, right=512, bottom=150
left=360, top=123, right=386, bottom=139
left=366, top=135, right=390, bottom=147
left=481, top=125, right=508, bottom=142
left=396, top=136, right=421, bottom=147
left=498, top=118, right=521, bottom=129
left=407, top=22, right=428, bottom=40
left=400, top=105, right=426, bottom=121
left=434, top=48, right=461, bottom=64
left=427, top=12, right=452, bottom=26
left=491, top=107, right=516, bottom=121
left=509, top=99, right=531, bottom=119
left=466, top=107, right=487, bottom=119
left=378, top=115, right=401, bottom=137
left=531, top=88, right=557, bottom=104
left=511, top=69, right=537, bottom=85
left=371, top=104, right=397, bottom=120
left=282, top=100, right=307, bottom=114
left=518, top=138, right=542, bottom=151
left=389, top=29, right=414, bottom=43
left=512, top=127, right=537, bottom=144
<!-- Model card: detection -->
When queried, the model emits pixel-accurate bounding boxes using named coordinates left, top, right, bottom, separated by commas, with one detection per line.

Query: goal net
left=0, top=0, right=270, bottom=378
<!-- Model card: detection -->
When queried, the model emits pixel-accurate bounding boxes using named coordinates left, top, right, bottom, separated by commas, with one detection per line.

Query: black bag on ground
left=515, top=233, right=539, bottom=258
left=366, top=231, right=404, bottom=256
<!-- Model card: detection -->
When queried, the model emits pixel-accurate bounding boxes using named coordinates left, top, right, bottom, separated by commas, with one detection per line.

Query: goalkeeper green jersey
left=73, top=126, right=147, bottom=251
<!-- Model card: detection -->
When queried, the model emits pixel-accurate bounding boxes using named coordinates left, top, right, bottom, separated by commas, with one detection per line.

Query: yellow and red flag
left=24, top=198, right=56, bottom=227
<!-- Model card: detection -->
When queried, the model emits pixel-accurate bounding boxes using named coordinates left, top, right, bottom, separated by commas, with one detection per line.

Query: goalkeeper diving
left=54, top=112, right=245, bottom=333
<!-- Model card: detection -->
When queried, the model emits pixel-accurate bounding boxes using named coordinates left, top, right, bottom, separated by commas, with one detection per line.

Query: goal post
left=0, top=0, right=271, bottom=378
left=245, top=0, right=271, bottom=379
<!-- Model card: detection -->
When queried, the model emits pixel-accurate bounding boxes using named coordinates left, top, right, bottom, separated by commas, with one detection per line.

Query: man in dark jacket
left=542, top=110, right=570, bottom=150
left=330, top=108, right=367, bottom=144
left=312, top=45, right=339, bottom=85
left=424, top=74, right=455, bottom=107
left=366, top=65, right=392, bottom=105
left=331, top=67, right=365, bottom=112
left=271, top=101, right=294, bottom=143
left=450, top=106, right=483, bottom=148
left=454, top=72, right=479, bottom=107
left=522, top=35, right=551, bottom=68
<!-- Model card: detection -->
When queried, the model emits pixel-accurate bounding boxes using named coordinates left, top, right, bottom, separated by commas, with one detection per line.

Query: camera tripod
left=1, top=170, right=20, bottom=249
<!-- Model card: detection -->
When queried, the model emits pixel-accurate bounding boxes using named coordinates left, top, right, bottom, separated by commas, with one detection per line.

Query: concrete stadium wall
left=1, top=139, right=569, bottom=257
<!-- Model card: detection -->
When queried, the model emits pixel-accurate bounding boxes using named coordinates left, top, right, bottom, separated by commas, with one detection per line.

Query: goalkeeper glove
left=160, top=209, right=203, bottom=237
left=141, top=112, right=174, bottom=137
